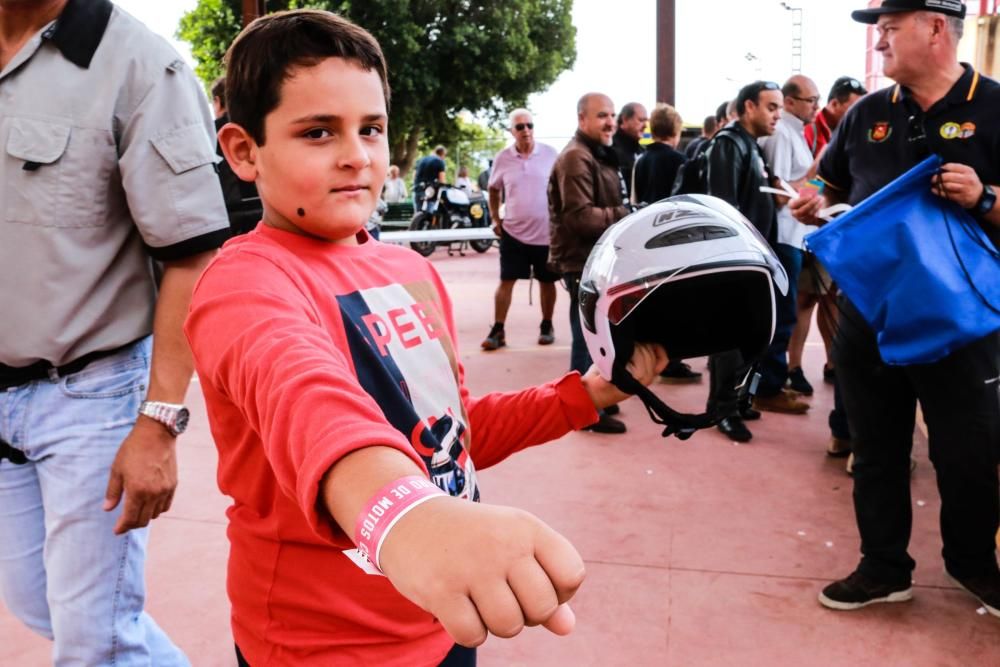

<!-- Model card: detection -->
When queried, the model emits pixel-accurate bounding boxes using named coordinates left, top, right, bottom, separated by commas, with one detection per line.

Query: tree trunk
left=391, top=126, right=423, bottom=177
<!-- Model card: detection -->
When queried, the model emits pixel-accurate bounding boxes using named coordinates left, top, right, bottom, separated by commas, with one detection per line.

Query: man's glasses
left=791, top=95, right=820, bottom=105
left=907, top=115, right=926, bottom=143
left=908, top=114, right=930, bottom=158
left=514, top=122, right=534, bottom=131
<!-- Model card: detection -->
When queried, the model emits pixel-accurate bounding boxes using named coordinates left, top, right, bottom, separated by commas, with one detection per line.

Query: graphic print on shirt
left=338, top=281, right=479, bottom=501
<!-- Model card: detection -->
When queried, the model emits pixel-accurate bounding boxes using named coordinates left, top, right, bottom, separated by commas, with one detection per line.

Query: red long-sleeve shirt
left=184, top=225, right=598, bottom=666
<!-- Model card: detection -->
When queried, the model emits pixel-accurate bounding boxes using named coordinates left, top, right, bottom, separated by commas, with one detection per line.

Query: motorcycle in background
left=408, top=182, right=493, bottom=257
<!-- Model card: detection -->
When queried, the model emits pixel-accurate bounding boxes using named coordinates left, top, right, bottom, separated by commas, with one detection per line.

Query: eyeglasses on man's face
left=513, top=122, right=534, bottom=131
left=792, top=95, right=820, bottom=105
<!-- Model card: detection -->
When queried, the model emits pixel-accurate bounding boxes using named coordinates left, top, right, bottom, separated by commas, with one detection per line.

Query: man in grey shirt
left=0, top=0, right=229, bottom=663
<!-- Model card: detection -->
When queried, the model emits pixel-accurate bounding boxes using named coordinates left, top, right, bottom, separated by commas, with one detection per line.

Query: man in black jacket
left=612, top=102, right=648, bottom=199
left=704, top=80, right=787, bottom=442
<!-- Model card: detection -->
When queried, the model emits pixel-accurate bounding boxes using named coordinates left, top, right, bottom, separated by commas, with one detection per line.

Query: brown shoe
left=827, top=437, right=852, bottom=458
left=753, top=390, right=810, bottom=414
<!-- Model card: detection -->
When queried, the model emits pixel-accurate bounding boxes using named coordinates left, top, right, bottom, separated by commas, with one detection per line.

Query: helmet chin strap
left=609, top=363, right=720, bottom=440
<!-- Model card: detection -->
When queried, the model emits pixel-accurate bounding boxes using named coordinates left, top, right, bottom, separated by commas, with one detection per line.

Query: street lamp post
left=780, top=2, right=803, bottom=73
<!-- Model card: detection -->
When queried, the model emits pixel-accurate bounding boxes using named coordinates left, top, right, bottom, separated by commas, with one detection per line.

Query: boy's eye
left=361, top=125, right=384, bottom=137
left=304, top=128, right=331, bottom=139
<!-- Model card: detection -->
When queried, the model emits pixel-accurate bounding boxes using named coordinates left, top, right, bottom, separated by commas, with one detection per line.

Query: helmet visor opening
left=610, top=267, right=776, bottom=362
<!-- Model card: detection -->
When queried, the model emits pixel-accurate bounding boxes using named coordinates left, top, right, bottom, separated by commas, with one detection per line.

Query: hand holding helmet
left=580, top=342, right=668, bottom=410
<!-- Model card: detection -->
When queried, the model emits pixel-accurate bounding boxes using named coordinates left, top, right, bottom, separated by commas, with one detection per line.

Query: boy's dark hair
left=211, top=76, right=226, bottom=107
left=736, top=80, right=780, bottom=116
left=225, top=9, right=391, bottom=145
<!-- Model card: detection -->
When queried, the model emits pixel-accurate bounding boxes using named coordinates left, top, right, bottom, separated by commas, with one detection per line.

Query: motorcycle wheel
left=470, top=237, right=494, bottom=253
left=408, top=212, right=437, bottom=257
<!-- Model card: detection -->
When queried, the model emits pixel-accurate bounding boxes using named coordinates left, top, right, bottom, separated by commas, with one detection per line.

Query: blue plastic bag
left=806, top=155, right=1000, bottom=365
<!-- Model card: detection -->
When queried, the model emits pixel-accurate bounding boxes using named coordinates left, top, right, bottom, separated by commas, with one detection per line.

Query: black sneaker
left=659, top=360, right=702, bottom=383
left=604, top=403, right=621, bottom=416
left=947, top=569, right=1000, bottom=618
left=787, top=367, right=814, bottom=396
left=481, top=323, right=505, bottom=351
left=818, top=570, right=912, bottom=610
left=583, top=413, right=627, bottom=434
left=538, top=319, right=555, bottom=345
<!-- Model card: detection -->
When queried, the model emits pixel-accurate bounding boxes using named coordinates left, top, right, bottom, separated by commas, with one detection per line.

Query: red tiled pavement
left=3, top=244, right=998, bottom=666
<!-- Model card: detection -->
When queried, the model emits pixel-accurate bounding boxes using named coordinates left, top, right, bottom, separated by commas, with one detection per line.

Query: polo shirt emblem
left=868, top=122, right=892, bottom=143
left=940, top=122, right=962, bottom=140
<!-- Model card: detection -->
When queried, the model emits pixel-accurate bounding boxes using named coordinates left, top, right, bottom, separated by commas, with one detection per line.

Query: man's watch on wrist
left=972, top=184, right=997, bottom=217
left=138, top=401, right=190, bottom=436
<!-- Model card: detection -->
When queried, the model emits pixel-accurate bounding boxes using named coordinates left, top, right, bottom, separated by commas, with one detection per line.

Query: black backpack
left=670, top=126, right=744, bottom=197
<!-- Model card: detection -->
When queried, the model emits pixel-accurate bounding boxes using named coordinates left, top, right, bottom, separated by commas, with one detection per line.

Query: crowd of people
left=0, top=0, right=997, bottom=666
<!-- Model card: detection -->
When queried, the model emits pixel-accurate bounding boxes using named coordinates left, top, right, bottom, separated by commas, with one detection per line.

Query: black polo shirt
left=817, top=64, right=1000, bottom=360
left=819, top=64, right=1000, bottom=214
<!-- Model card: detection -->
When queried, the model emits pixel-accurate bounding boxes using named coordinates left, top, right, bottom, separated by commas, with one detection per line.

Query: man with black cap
left=804, top=76, right=868, bottom=157
left=793, top=0, right=1000, bottom=618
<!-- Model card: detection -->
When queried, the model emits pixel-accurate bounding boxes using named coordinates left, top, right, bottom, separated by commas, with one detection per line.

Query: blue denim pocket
left=58, top=355, right=148, bottom=399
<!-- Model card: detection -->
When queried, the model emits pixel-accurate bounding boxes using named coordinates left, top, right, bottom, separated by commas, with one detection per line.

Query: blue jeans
left=0, top=338, right=189, bottom=666
left=563, top=272, right=592, bottom=375
left=757, top=244, right=803, bottom=397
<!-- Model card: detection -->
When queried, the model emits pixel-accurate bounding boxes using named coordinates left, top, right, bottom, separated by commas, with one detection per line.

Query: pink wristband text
left=354, top=475, right=446, bottom=572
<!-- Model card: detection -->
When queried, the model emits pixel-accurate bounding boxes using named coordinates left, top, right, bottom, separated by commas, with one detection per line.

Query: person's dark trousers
left=236, top=643, right=476, bottom=666
left=828, top=291, right=852, bottom=440
left=828, top=375, right=851, bottom=440
left=837, top=329, right=1000, bottom=584
left=756, top=243, right=802, bottom=397
left=707, top=349, right=749, bottom=418
left=563, top=272, right=592, bottom=375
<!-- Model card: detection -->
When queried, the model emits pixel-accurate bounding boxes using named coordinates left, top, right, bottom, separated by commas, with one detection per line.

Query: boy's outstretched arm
left=464, top=342, right=668, bottom=469
left=579, top=342, right=667, bottom=410
left=320, top=447, right=585, bottom=647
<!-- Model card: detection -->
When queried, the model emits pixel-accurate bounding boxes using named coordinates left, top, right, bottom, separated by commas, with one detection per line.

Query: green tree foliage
left=177, top=0, right=576, bottom=175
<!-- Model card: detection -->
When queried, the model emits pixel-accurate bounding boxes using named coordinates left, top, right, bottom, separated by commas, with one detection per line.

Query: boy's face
left=251, top=57, right=389, bottom=243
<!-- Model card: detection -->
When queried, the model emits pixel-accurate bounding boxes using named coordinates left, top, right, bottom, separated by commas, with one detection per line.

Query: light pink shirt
left=488, top=142, right=558, bottom=246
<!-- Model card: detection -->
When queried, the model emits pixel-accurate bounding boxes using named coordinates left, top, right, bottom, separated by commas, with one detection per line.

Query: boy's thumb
left=541, top=603, right=576, bottom=636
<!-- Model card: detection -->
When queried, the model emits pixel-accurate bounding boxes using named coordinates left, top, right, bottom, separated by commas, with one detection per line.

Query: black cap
left=851, top=0, right=966, bottom=24
left=829, top=76, right=867, bottom=101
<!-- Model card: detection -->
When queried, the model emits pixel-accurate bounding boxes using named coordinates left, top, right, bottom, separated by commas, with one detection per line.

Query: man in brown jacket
left=548, top=92, right=632, bottom=434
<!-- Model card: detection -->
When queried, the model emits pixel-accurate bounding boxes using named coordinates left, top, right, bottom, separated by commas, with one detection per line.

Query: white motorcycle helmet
left=579, top=194, right=789, bottom=439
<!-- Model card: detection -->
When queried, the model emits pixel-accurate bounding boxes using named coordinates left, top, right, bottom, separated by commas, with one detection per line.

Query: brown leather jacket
left=548, top=131, right=631, bottom=274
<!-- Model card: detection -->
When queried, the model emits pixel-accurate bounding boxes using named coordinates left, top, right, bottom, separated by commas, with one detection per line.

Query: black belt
left=0, top=439, right=27, bottom=465
left=0, top=339, right=140, bottom=391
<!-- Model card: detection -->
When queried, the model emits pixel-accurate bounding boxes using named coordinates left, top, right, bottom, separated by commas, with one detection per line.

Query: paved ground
left=3, top=243, right=998, bottom=666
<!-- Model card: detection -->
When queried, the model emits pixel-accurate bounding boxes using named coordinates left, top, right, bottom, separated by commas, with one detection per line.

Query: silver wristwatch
left=138, top=401, right=190, bottom=436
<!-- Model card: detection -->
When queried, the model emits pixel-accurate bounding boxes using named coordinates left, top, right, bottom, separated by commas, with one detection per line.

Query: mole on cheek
left=297, top=208, right=305, bottom=217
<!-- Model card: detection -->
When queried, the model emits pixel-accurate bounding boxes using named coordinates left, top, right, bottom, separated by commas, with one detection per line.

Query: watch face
left=982, top=187, right=997, bottom=214
left=174, top=407, right=191, bottom=434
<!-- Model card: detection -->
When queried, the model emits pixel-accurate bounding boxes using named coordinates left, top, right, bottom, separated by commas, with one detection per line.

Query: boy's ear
left=218, top=122, right=259, bottom=183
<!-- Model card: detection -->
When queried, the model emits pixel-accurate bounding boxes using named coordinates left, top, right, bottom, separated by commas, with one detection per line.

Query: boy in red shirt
left=184, top=10, right=665, bottom=666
